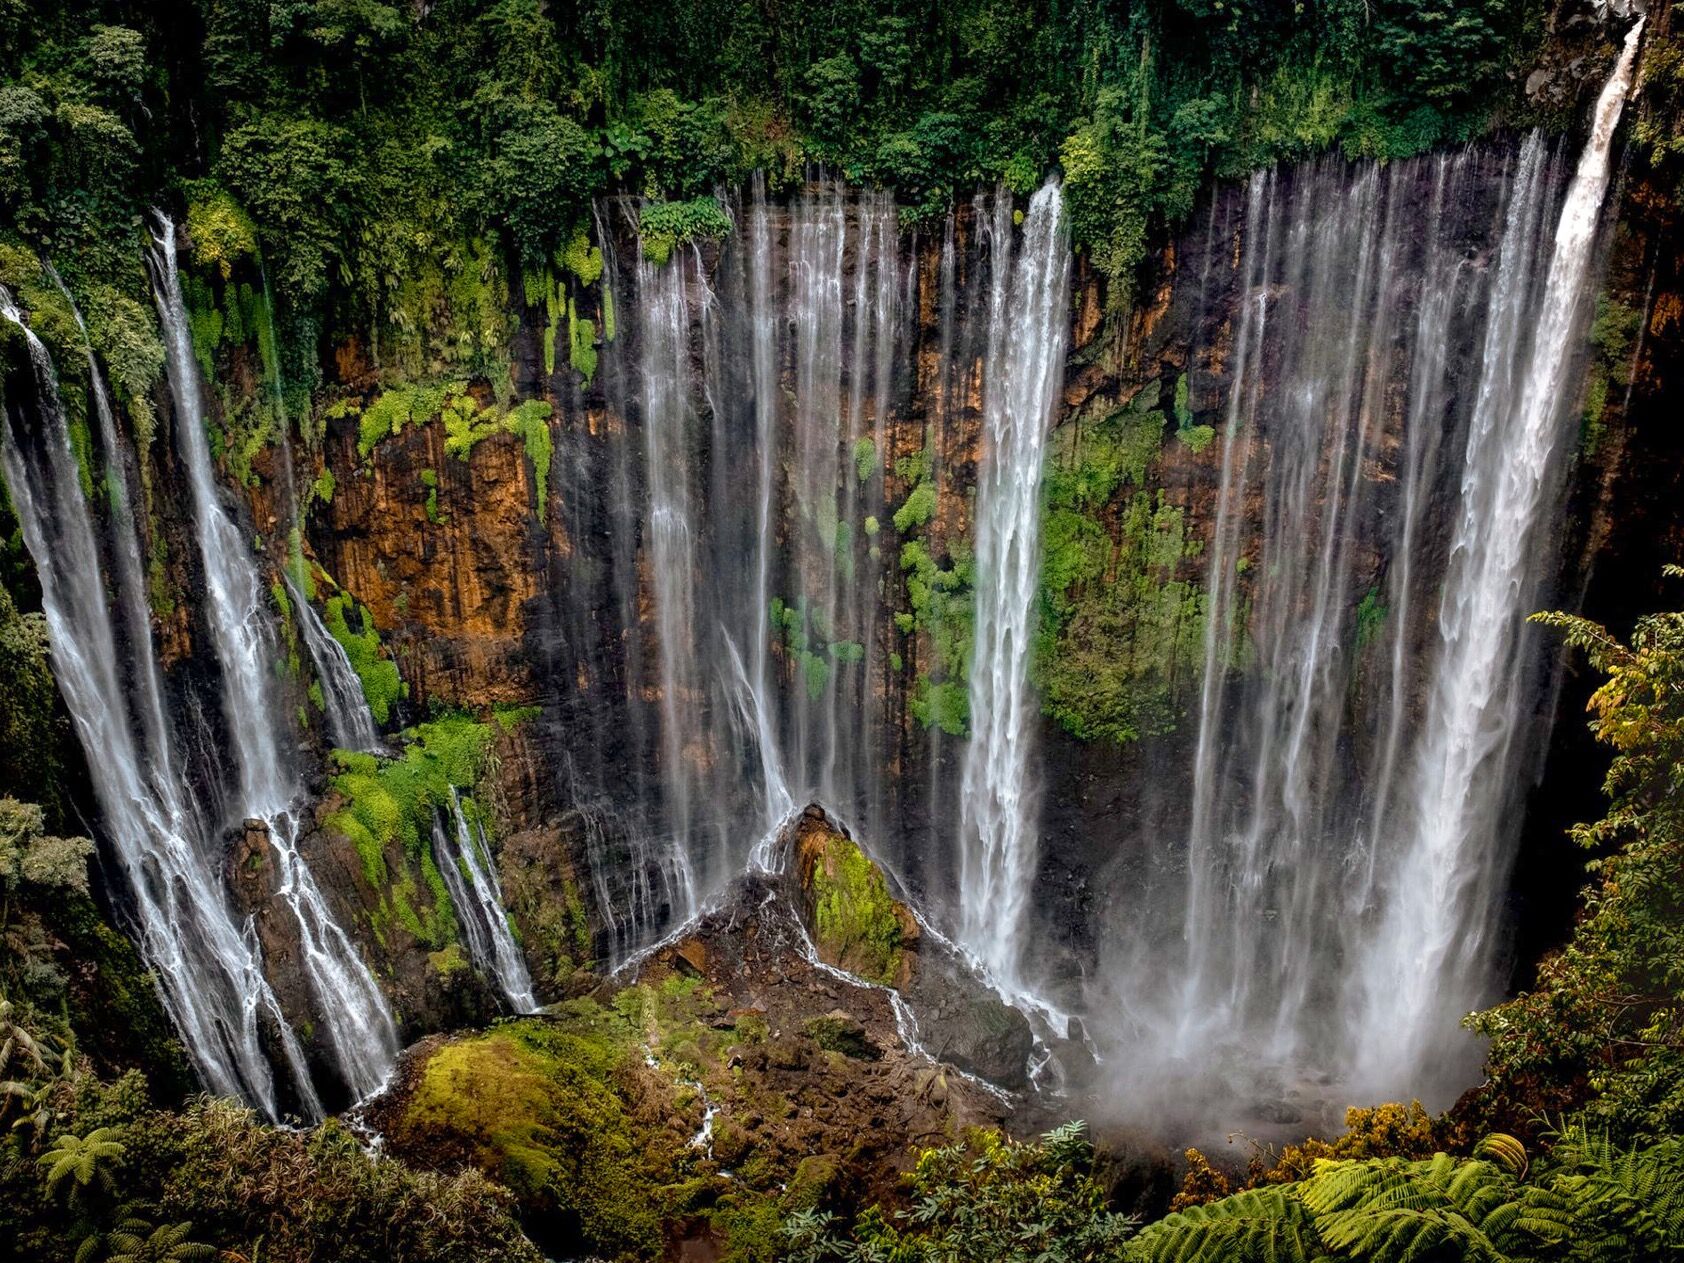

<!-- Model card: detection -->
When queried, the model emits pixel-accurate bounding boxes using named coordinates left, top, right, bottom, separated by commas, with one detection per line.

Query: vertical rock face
left=288, top=140, right=1673, bottom=1115
left=314, top=422, right=541, bottom=710
left=8, top=76, right=1679, bottom=1118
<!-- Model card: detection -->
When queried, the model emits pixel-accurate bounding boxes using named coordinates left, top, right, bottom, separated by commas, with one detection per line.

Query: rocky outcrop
left=366, top=849, right=1011, bottom=1260
left=782, top=807, right=1036, bottom=1090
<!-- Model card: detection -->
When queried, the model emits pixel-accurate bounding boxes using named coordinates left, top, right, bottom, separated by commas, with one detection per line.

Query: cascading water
left=0, top=285, right=318, bottom=1119
left=431, top=788, right=538, bottom=1012
left=955, top=179, right=1071, bottom=993
left=571, top=178, right=913, bottom=954
left=289, top=580, right=384, bottom=754
left=1103, top=28, right=1643, bottom=1113
left=1352, top=19, right=1647, bottom=1095
left=149, top=218, right=400, bottom=1103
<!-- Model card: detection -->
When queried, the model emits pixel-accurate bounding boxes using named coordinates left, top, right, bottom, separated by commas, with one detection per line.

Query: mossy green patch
left=805, top=832, right=904, bottom=987
left=325, top=716, right=495, bottom=948
left=1035, top=384, right=1215, bottom=744
left=395, top=1002, right=701, bottom=1260
left=323, top=593, right=404, bottom=724
left=638, top=197, right=732, bottom=266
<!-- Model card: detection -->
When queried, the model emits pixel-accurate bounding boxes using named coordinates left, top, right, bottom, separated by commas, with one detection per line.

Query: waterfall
left=1352, top=19, right=1646, bottom=1095
left=1109, top=26, right=1641, bottom=1111
left=148, top=218, right=399, bottom=1103
left=288, top=580, right=384, bottom=754
left=635, top=237, right=707, bottom=913
left=955, top=179, right=1071, bottom=992
left=577, top=179, right=909, bottom=953
left=431, top=789, right=537, bottom=1012
left=0, top=286, right=318, bottom=1119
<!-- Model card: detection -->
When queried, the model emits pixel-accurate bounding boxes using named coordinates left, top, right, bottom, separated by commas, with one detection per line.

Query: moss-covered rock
left=794, top=811, right=915, bottom=987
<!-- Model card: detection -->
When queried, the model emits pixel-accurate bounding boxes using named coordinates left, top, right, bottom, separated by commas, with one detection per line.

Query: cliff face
left=190, top=122, right=1681, bottom=1072
left=4, top=13, right=1676, bottom=1111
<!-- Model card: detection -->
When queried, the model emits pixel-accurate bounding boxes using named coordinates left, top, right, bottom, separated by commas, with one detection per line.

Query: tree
left=1468, top=569, right=1684, bottom=1142
left=785, top=1121, right=1138, bottom=1262
left=38, top=1128, right=126, bottom=1201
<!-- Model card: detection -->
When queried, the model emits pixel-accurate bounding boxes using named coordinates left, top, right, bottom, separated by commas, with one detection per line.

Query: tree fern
left=1128, top=1186, right=1327, bottom=1263
left=38, top=1127, right=126, bottom=1198
left=1299, top=1154, right=1575, bottom=1263
left=1539, top=1124, right=1684, bottom=1260
left=104, top=1219, right=217, bottom=1263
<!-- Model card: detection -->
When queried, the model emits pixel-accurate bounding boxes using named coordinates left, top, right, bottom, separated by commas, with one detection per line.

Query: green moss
left=429, top=943, right=469, bottom=975
left=421, top=467, right=441, bottom=523
left=506, top=399, right=554, bottom=521
left=568, top=297, right=597, bottom=385
left=1036, top=490, right=1207, bottom=745
left=851, top=437, right=877, bottom=482
left=638, top=197, right=732, bottom=265
left=355, top=382, right=449, bottom=458
left=311, top=464, right=336, bottom=505
left=1355, top=586, right=1388, bottom=649
left=326, top=717, right=497, bottom=947
left=492, top=703, right=541, bottom=731
left=323, top=593, right=404, bottom=725
left=910, top=677, right=968, bottom=737
left=561, top=228, right=603, bottom=286
left=891, top=478, right=935, bottom=533
left=1033, top=384, right=1219, bottom=744
left=808, top=833, right=904, bottom=986
left=1581, top=295, right=1642, bottom=456
left=397, top=1009, right=690, bottom=1259
left=1179, top=423, right=1216, bottom=453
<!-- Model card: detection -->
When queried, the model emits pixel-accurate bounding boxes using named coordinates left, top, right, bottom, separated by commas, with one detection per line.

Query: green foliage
left=1132, top=1186, right=1321, bottom=1263
left=0, top=588, right=70, bottom=817
left=1470, top=576, right=1684, bottom=1142
left=805, top=831, right=904, bottom=986
left=787, top=1122, right=1136, bottom=1262
left=561, top=228, right=603, bottom=286
left=852, top=436, right=877, bottom=483
left=350, top=382, right=448, bottom=458
left=1581, top=296, right=1642, bottom=455
left=183, top=184, right=258, bottom=280
left=506, top=398, right=554, bottom=519
left=567, top=296, right=596, bottom=386
left=389, top=1005, right=701, bottom=1260
left=38, top=1127, right=124, bottom=1199
left=322, top=592, right=403, bottom=725
left=0, top=796, right=92, bottom=896
left=420, top=467, right=440, bottom=523
left=1136, top=1136, right=1684, bottom=1263
left=347, top=384, right=551, bottom=517
left=326, top=715, right=495, bottom=948
left=770, top=595, right=864, bottom=703
left=639, top=197, right=732, bottom=266
left=1355, top=587, right=1388, bottom=650
left=1036, top=387, right=1207, bottom=744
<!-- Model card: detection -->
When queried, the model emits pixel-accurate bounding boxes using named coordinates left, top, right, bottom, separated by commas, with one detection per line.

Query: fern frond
left=1129, top=1187, right=1327, bottom=1263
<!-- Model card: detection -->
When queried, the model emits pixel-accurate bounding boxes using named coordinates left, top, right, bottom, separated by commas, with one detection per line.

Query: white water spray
left=956, top=179, right=1071, bottom=993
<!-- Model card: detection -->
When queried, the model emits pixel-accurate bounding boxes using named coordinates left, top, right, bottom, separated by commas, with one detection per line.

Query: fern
left=1539, top=1124, right=1684, bottom=1260
left=105, top=1219, right=216, bottom=1263
left=38, top=1127, right=126, bottom=1197
left=1129, top=1186, right=1327, bottom=1263
left=1299, top=1154, right=1574, bottom=1263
